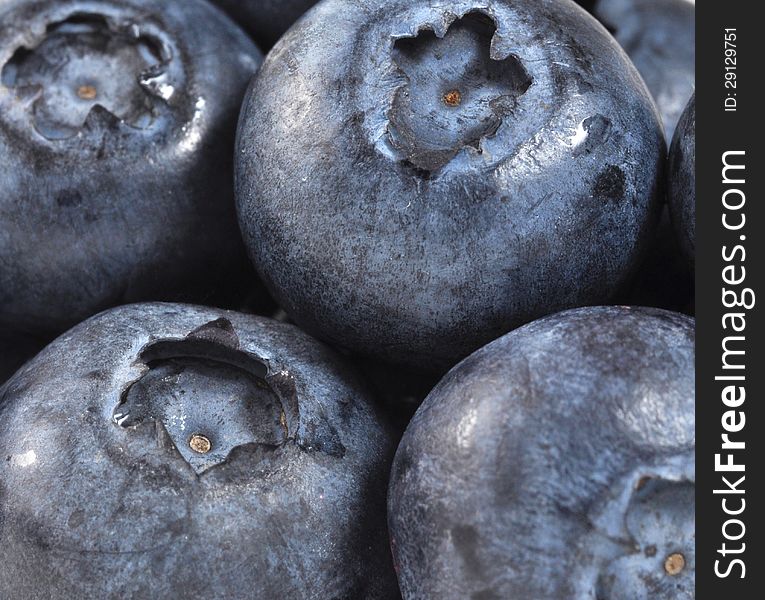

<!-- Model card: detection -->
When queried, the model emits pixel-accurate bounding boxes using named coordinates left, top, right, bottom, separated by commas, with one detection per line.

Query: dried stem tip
left=77, top=85, right=98, bottom=100
left=189, top=433, right=212, bottom=454
left=443, top=89, right=462, bottom=107
left=664, top=553, right=685, bottom=576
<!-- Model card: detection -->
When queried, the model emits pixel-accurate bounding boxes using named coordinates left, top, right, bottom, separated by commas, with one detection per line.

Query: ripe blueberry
left=0, top=331, right=43, bottom=386
left=0, top=303, right=399, bottom=598
left=668, top=93, right=695, bottom=268
left=620, top=208, right=694, bottom=314
left=236, top=0, right=666, bottom=370
left=593, top=0, right=695, bottom=141
left=211, top=0, right=319, bottom=49
left=0, top=0, right=263, bottom=337
left=353, top=356, right=441, bottom=437
left=389, top=306, right=694, bottom=598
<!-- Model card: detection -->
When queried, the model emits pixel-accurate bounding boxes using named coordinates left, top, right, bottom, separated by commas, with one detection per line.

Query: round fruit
left=668, top=93, right=695, bottom=268
left=0, top=303, right=398, bottom=599
left=389, top=306, right=694, bottom=598
left=0, top=331, right=43, bottom=385
left=0, top=0, right=262, bottom=337
left=212, top=0, right=319, bottom=49
left=593, top=0, right=695, bottom=140
left=236, top=0, right=665, bottom=370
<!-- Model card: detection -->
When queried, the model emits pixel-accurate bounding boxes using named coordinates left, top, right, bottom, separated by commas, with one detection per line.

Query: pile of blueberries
left=0, top=0, right=695, bottom=598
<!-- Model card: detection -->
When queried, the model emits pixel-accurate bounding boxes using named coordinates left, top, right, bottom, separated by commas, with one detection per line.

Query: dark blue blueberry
left=0, top=0, right=263, bottom=338
left=236, top=0, right=665, bottom=370
left=389, top=306, right=694, bottom=598
left=0, top=331, right=44, bottom=386
left=0, top=303, right=398, bottom=598
left=211, top=0, right=319, bottom=49
left=668, top=93, right=695, bottom=269
left=620, top=93, right=695, bottom=314
left=620, top=212, right=694, bottom=314
left=593, top=0, right=695, bottom=141
left=353, top=356, right=441, bottom=438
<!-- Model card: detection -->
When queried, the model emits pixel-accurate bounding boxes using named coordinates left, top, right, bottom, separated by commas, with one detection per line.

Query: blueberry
left=236, top=0, right=665, bottom=370
left=668, top=93, right=695, bottom=268
left=593, top=0, right=695, bottom=141
left=619, top=207, right=694, bottom=314
left=0, top=303, right=398, bottom=598
left=0, top=332, right=44, bottom=386
left=575, top=0, right=600, bottom=11
left=388, top=306, right=694, bottom=598
left=0, top=0, right=263, bottom=338
left=211, top=0, right=319, bottom=49
left=353, top=356, right=441, bottom=438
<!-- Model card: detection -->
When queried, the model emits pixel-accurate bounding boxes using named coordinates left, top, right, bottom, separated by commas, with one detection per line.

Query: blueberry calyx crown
left=112, top=319, right=297, bottom=476
left=386, top=11, right=532, bottom=174
left=591, top=465, right=694, bottom=598
left=1, top=11, right=175, bottom=141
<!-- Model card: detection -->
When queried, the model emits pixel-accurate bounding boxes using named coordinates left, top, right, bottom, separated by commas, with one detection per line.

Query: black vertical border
left=696, top=1, right=762, bottom=597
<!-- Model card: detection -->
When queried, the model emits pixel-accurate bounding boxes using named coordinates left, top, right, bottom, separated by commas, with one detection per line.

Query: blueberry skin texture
left=593, top=0, right=695, bottom=141
left=211, top=0, right=319, bottom=49
left=236, top=0, right=665, bottom=370
left=0, top=303, right=398, bottom=599
left=668, top=93, right=695, bottom=268
left=389, top=306, right=694, bottom=599
left=0, top=0, right=263, bottom=337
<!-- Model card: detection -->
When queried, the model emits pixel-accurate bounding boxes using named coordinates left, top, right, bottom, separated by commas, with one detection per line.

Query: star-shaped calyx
left=1, top=13, right=168, bottom=140
left=113, top=319, right=291, bottom=475
left=387, top=11, right=532, bottom=173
